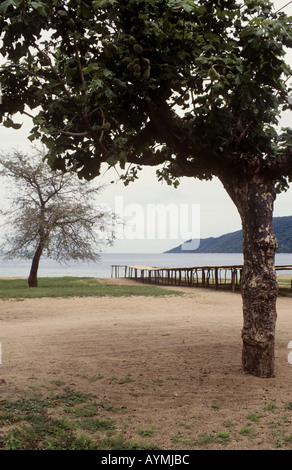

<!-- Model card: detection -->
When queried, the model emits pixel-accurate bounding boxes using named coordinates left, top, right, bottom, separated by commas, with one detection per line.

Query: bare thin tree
left=0, top=149, right=116, bottom=287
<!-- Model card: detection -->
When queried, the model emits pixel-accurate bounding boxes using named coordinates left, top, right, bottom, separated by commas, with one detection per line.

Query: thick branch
left=146, top=99, right=182, bottom=152
left=126, top=146, right=173, bottom=167
left=264, top=148, right=292, bottom=180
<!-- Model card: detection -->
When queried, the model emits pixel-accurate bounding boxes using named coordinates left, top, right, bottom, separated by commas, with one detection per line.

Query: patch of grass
left=210, top=403, right=220, bottom=411
left=247, top=412, right=263, bottom=423
left=277, top=278, right=292, bottom=297
left=108, top=374, right=135, bottom=385
left=1, top=413, right=93, bottom=450
left=136, top=426, right=156, bottom=437
left=98, top=436, right=160, bottom=450
left=79, top=417, right=115, bottom=432
left=284, top=434, right=292, bottom=444
left=216, top=430, right=230, bottom=445
left=0, top=277, right=184, bottom=300
left=72, top=402, right=100, bottom=418
left=196, top=432, right=215, bottom=446
left=50, top=380, right=65, bottom=387
left=0, top=388, right=160, bottom=451
left=264, top=402, right=277, bottom=412
left=0, top=413, right=22, bottom=426
left=223, top=420, right=236, bottom=428
left=118, top=374, right=135, bottom=384
left=3, top=386, right=292, bottom=450
left=0, top=396, right=58, bottom=415
left=239, top=426, right=254, bottom=438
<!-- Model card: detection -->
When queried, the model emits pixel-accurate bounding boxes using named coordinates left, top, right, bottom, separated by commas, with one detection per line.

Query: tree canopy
left=0, top=0, right=291, bottom=186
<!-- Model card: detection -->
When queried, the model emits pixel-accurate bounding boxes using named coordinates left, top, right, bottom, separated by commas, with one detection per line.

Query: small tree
left=0, top=149, right=116, bottom=287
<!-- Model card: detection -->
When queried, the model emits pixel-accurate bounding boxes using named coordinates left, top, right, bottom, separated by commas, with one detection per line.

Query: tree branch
left=58, top=129, right=89, bottom=137
left=264, top=149, right=292, bottom=179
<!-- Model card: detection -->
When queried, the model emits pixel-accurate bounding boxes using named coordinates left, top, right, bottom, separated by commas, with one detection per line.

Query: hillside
left=165, top=216, right=292, bottom=253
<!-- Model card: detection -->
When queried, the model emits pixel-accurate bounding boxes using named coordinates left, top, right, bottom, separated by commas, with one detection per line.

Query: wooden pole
left=231, top=269, right=235, bottom=292
left=215, top=267, right=219, bottom=290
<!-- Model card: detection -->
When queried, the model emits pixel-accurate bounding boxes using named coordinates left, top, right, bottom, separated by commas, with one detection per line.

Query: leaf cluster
left=0, top=0, right=291, bottom=186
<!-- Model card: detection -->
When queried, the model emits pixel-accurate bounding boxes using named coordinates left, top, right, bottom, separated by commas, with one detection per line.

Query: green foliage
left=0, top=0, right=291, bottom=184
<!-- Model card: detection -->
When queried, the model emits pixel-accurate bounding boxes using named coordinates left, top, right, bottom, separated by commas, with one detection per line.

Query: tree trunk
left=220, top=173, right=278, bottom=378
left=28, top=243, right=44, bottom=288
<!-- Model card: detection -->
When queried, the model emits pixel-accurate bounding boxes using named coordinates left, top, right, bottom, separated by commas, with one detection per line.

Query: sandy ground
left=1, top=278, right=292, bottom=450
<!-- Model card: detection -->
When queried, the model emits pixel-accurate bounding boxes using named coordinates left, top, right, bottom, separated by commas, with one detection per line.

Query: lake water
left=1, top=252, right=292, bottom=278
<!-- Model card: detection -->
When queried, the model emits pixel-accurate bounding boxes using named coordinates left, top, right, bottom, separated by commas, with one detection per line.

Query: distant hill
left=165, top=216, right=292, bottom=253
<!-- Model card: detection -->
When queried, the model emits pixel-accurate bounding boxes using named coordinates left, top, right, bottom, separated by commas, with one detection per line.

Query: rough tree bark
left=28, top=241, right=45, bottom=288
left=220, top=173, right=278, bottom=378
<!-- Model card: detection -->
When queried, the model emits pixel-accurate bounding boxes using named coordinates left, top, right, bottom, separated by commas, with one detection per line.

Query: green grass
left=1, top=276, right=290, bottom=299
left=0, top=277, right=184, bottom=300
left=277, top=279, right=292, bottom=297
left=2, top=380, right=292, bottom=450
left=136, top=426, right=156, bottom=437
left=0, top=388, right=160, bottom=451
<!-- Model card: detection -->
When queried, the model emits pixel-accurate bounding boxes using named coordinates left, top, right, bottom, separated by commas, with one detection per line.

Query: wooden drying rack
left=111, top=264, right=292, bottom=292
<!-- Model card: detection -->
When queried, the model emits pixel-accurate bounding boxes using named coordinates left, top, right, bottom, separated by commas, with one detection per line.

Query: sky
left=0, top=0, right=291, bottom=253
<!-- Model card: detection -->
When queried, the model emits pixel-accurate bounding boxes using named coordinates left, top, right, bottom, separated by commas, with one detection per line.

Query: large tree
left=0, top=149, right=116, bottom=287
left=0, top=0, right=291, bottom=377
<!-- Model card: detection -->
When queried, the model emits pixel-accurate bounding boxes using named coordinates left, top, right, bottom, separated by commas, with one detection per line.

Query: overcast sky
left=0, top=0, right=291, bottom=253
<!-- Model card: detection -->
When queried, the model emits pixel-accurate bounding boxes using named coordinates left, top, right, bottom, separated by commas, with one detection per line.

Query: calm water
left=1, top=252, right=292, bottom=278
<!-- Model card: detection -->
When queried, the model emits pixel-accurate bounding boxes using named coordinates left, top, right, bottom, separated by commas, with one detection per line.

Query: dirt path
left=1, top=281, right=292, bottom=449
